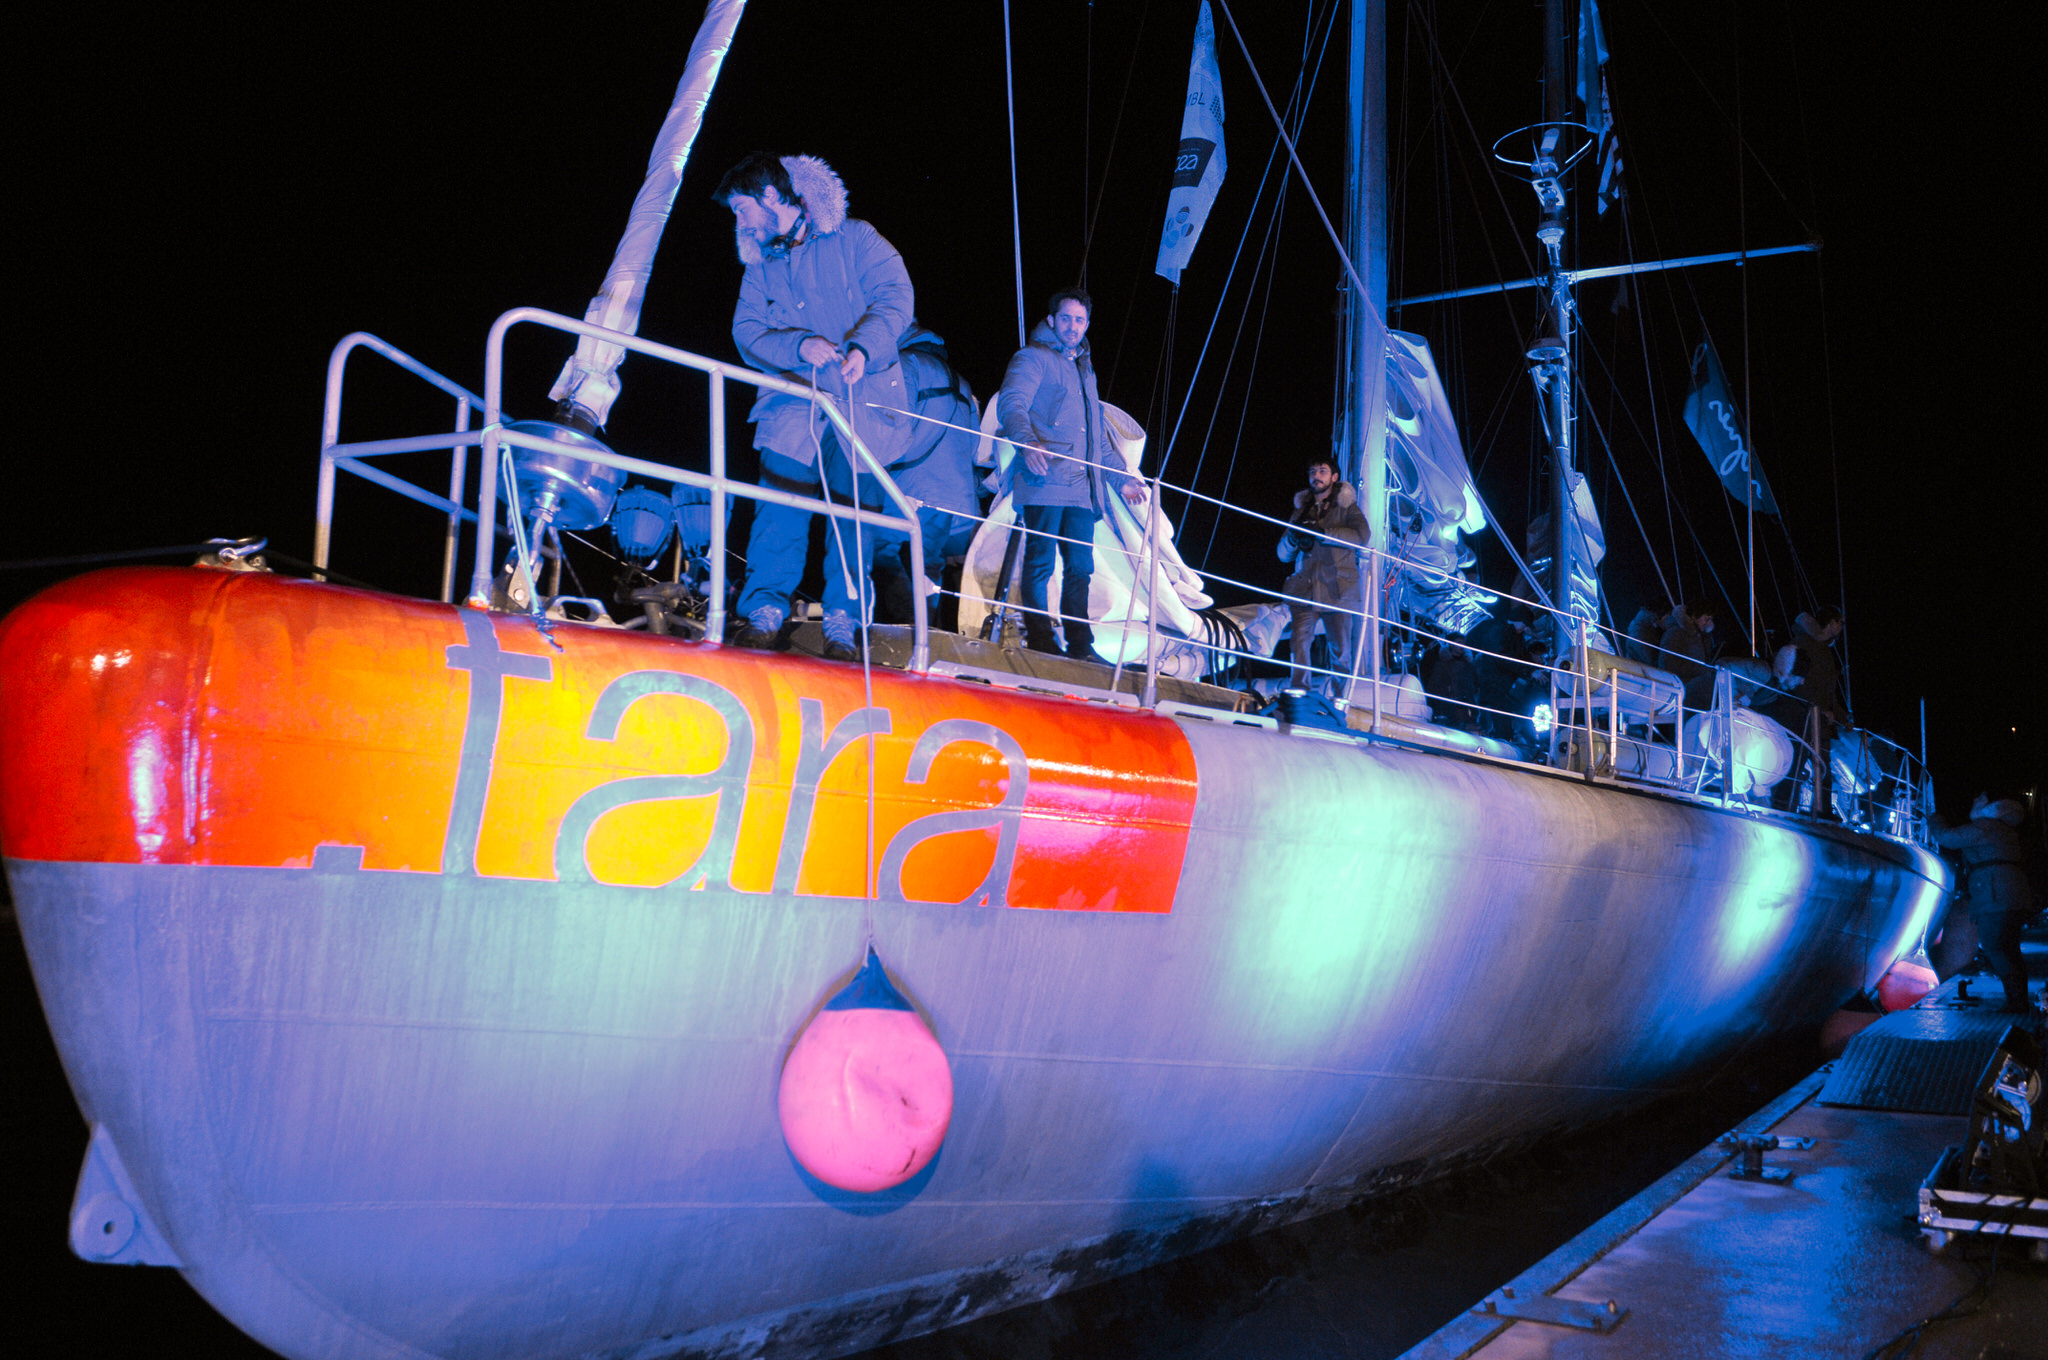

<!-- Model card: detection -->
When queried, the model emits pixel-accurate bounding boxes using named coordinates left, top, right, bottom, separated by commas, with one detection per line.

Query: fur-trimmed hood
left=735, top=154, right=850, bottom=266
left=1292, top=481, right=1358, bottom=512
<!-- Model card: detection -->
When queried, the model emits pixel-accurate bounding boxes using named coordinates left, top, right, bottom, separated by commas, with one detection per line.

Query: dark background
left=4, top=1, right=2041, bottom=1351
left=9, top=0, right=2041, bottom=804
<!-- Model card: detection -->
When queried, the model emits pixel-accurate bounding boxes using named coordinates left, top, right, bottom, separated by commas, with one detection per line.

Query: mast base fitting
left=551, top=400, right=604, bottom=436
left=1536, top=218, right=1565, bottom=248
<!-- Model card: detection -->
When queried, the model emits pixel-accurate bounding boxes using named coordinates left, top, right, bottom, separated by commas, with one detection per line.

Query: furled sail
left=1523, top=469, right=1607, bottom=635
left=1382, top=331, right=1495, bottom=635
left=549, top=0, right=749, bottom=427
left=960, top=404, right=1217, bottom=667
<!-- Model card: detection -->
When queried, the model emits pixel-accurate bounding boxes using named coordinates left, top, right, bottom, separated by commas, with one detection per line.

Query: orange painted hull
left=3, top=568, right=1945, bottom=1359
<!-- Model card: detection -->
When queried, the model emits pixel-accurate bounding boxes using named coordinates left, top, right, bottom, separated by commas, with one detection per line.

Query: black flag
left=1682, top=342, right=1779, bottom=516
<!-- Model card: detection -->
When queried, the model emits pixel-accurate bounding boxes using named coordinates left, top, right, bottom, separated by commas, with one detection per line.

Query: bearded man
left=718, top=152, right=918, bottom=661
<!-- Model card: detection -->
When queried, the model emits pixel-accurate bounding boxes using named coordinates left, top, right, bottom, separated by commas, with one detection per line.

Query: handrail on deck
left=320, top=332, right=485, bottom=602
left=318, top=308, right=928, bottom=669
left=317, top=313, right=1928, bottom=847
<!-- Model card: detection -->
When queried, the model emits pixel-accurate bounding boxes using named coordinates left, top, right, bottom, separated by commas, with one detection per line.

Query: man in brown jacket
left=1276, top=458, right=1371, bottom=694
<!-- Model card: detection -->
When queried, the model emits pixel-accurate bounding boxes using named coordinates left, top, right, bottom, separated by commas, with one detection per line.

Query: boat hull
left=2, top=570, right=1943, bottom=1359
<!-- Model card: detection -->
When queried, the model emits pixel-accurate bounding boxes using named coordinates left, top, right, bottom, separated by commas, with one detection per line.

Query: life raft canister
left=778, top=947, right=954, bottom=1193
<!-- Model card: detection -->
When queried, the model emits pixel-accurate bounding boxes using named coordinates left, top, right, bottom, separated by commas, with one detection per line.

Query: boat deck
left=1401, top=975, right=2048, bottom=1360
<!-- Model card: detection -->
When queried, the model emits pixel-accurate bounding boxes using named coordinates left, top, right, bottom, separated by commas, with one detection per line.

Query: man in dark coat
left=719, top=152, right=920, bottom=661
left=1658, top=599, right=1720, bottom=710
left=1276, top=458, right=1372, bottom=694
left=1935, top=795, right=2038, bottom=1012
left=996, top=288, right=1144, bottom=658
left=1789, top=607, right=1847, bottom=815
left=1467, top=601, right=1533, bottom=739
left=1624, top=604, right=1671, bottom=666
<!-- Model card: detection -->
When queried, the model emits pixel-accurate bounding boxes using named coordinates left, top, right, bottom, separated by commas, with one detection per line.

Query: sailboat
left=2, top=3, right=1948, bottom=1358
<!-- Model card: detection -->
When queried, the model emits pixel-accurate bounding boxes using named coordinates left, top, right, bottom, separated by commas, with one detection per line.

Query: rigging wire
left=1002, top=0, right=1027, bottom=348
left=1786, top=2, right=1853, bottom=708
left=1734, top=0, right=1756, bottom=654
left=1623, top=0, right=1814, bottom=237
left=1407, top=2, right=1543, bottom=338
left=1156, top=0, right=1337, bottom=487
left=1572, top=355, right=1675, bottom=607
left=1181, top=169, right=1291, bottom=543
left=1080, top=0, right=1152, bottom=287
left=1189, top=151, right=1299, bottom=563
left=1621, top=136, right=1791, bottom=642
left=1576, top=335, right=1746, bottom=629
left=1617, top=200, right=1684, bottom=604
left=1211, top=0, right=1382, bottom=326
left=1195, top=234, right=1288, bottom=566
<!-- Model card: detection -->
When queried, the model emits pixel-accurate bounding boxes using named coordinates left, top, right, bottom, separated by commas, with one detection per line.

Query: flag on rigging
left=1155, top=0, right=1226, bottom=285
left=1577, top=0, right=1624, bottom=215
left=1683, top=341, right=1780, bottom=516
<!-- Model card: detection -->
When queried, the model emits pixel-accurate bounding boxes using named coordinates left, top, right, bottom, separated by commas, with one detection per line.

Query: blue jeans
left=737, top=439, right=907, bottom=622
left=1019, top=504, right=1095, bottom=627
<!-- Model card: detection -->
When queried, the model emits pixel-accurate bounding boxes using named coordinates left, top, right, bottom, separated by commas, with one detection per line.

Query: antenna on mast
left=1491, top=0, right=1600, bottom=655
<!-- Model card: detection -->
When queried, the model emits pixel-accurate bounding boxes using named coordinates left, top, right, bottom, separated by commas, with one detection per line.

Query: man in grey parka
left=996, top=288, right=1144, bottom=658
left=719, top=152, right=919, bottom=661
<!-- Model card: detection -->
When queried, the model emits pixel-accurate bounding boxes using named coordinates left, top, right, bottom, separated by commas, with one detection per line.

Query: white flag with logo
left=1155, top=0, right=1226, bottom=284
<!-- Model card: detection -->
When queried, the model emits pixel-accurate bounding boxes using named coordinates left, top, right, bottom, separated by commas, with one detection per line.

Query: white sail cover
left=960, top=403, right=1216, bottom=667
left=550, top=0, right=748, bottom=426
left=1382, top=331, right=1495, bottom=634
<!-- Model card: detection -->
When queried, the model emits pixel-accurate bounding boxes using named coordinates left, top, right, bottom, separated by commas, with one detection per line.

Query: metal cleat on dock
left=1718, top=1130, right=1815, bottom=1183
left=1470, top=1284, right=1627, bottom=1333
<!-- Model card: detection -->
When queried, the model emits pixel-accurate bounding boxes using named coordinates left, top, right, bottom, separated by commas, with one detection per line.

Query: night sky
left=4, top=4, right=2042, bottom=1353
left=9, top=3, right=2038, bottom=786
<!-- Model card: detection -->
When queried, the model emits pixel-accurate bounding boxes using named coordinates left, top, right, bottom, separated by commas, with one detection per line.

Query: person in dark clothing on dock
left=1934, top=795, right=2039, bottom=1013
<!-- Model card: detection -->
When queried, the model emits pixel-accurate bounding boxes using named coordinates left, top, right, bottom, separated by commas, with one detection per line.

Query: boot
left=1023, top=613, right=1061, bottom=655
left=1058, top=573, right=1094, bottom=662
left=820, top=608, right=861, bottom=663
left=734, top=605, right=785, bottom=650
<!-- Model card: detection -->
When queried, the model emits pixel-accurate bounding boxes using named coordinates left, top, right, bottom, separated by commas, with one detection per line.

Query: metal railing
left=317, top=307, right=929, bottom=669
left=315, top=315, right=1928, bottom=846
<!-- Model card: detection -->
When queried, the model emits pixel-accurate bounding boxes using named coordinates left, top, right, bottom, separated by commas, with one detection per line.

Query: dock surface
left=1406, top=976, right=2048, bottom=1360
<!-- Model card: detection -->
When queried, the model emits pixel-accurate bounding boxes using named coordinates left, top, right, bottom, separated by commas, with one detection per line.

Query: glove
left=1285, top=529, right=1313, bottom=556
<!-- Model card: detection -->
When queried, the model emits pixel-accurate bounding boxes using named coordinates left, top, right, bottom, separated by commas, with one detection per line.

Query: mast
left=548, top=0, right=750, bottom=431
left=1341, top=0, right=1388, bottom=642
left=1499, top=0, right=1589, bottom=655
left=1533, top=0, right=1579, bottom=652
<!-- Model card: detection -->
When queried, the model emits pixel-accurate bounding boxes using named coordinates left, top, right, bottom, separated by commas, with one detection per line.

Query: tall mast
left=1341, top=0, right=1388, bottom=612
left=1532, top=0, right=1580, bottom=650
